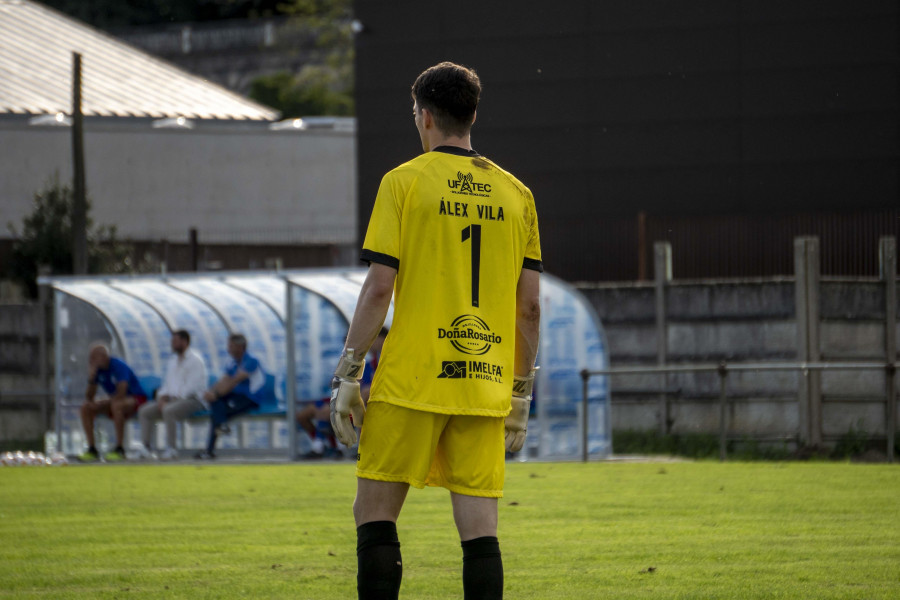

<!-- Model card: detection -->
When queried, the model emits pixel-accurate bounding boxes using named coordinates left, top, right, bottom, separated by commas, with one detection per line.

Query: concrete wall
left=0, top=303, right=48, bottom=443
left=577, top=275, right=899, bottom=446
left=2, top=245, right=897, bottom=448
left=0, top=118, right=356, bottom=246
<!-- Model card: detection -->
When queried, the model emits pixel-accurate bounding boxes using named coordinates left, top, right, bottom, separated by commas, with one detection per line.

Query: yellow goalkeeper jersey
left=361, top=146, right=542, bottom=416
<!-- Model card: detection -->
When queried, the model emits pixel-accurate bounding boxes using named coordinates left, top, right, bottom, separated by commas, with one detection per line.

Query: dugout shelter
left=42, top=269, right=610, bottom=460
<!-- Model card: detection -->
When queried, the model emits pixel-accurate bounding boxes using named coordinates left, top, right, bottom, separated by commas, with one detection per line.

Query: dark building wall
left=354, top=0, right=900, bottom=281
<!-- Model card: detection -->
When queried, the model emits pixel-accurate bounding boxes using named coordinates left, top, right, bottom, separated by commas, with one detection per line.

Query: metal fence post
left=880, top=236, right=897, bottom=462
left=37, top=266, right=51, bottom=432
left=581, top=369, right=590, bottom=462
left=718, top=363, right=728, bottom=461
left=53, top=290, right=63, bottom=453
left=654, top=242, right=672, bottom=435
left=285, top=278, right=298, bottom=460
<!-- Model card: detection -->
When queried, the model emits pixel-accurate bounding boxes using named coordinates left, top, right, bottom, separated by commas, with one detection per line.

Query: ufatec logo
left=437, top=315, right=501, bottom=355
left=448, top=171, right=491, bottom=197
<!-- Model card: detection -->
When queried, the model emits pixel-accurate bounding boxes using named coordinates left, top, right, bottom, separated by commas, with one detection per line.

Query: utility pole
left=72, top=52, right=88, bottom=275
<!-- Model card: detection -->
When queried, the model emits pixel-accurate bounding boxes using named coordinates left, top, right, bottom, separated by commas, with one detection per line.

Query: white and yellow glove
left=330, top=348, right=366, bottom=446
left=505, top=367, right=538, bottom=453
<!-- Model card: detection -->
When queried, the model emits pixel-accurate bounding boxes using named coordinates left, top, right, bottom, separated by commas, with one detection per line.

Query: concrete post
left=718, top=363, right=728, bottom=461
left=654, top=242, right=672, bottom=435
left=794, top=238, right=809, bottom=444
left=794, top=237, right=821, bottom=447
left=806, top=239, right=822, bottom=447
left=880, top=237, right=896, bottom=462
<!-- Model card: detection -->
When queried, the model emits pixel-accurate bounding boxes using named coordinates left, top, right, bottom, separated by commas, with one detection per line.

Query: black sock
left=461, top=536, right=503, bottom=600
left=357, top=521, right=402, bottom=600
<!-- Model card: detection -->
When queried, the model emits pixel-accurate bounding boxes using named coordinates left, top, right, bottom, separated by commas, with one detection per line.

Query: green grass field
left=0, top=461, right=898, bottom=599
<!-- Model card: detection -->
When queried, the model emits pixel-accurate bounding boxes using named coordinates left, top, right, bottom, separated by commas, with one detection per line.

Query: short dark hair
left=411, top=62, right=481, bottom=137
left=173, top=329, right=190, bottom=344
left=228, top=333, right=247, bottom=348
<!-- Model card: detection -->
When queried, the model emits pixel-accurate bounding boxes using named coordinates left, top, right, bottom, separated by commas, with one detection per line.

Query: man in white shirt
left=136, top=329, right=208, bottom=460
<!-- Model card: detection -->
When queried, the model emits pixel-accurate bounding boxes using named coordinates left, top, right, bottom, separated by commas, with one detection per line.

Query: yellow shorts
left=356, top=401, right=506, bottom=498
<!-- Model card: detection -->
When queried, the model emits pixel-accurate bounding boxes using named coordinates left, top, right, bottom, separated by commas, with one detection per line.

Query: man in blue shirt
left=78, top=344, right=147, bottom=462
left=296, top=328, right=387, bottom=459
left=195, top=333, right=267, bottom=459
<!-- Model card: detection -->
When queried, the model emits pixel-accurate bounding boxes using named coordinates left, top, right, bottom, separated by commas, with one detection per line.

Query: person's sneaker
left=77, top=448, right=99, bottom=462
left=158, top=447, right=179, bottom=461
left=130, top=444, right=154, bottom=460
left=104, top=447, right=126, bottom=462
left=194, top=451, right=216, bottom=460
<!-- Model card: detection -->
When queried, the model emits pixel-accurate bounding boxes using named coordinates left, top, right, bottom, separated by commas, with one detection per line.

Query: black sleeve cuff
left=361, top=249, right=400, bottom=270
left=523, top=257, right=544, bottom=272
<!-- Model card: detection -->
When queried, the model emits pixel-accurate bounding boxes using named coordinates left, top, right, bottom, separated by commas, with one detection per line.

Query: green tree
left=250, top=66, right=353, bottom=117
left=250, top=0, right=354, bottom=117
left=40, top=1, right=289, bottom=28
left=7, top=175, right=138, bottom=298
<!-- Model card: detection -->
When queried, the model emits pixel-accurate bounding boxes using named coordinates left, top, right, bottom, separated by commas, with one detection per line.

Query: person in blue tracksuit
left=196, top=333, right=267, bottom=459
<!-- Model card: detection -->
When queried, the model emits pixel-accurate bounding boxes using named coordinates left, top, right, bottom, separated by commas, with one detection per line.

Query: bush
left=831, top=421, right=874, bottom=459
left=6, top=175, right=137, bottom=297
left=613, top=429, right=720, bottom=459
left=613, top=429, right=793, bottom=460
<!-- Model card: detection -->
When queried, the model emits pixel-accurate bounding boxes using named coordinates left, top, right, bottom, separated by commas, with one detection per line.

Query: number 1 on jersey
left=461, top=224, right=482, bottom=307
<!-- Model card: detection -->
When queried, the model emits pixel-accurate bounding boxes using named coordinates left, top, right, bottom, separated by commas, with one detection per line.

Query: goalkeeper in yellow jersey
left=330, top=61, right=542, bottom=600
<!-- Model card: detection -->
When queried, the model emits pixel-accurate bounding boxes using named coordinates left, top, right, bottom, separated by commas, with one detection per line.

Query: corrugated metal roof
left=0, top=0, right=279, bottom=120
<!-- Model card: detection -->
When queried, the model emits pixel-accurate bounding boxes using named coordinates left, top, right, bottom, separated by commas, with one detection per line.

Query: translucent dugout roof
left=44, top=269, right=610, bottom=459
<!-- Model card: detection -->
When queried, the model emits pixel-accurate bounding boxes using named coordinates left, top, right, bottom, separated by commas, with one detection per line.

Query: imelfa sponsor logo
left=437, top=361, right=466, bottom=379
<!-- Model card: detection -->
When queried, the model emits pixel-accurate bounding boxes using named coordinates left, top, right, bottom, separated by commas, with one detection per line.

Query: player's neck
left=426, top=132, right=472, bottom=153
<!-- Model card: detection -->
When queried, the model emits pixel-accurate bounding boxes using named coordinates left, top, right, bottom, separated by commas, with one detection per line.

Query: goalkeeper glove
left=505, top=367, right=539, bottom=453
left=330, top=348, right=366, bottom=446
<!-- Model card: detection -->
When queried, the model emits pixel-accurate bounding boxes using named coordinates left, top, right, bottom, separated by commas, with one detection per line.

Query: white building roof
left=0, top=0, right=279, bottom=120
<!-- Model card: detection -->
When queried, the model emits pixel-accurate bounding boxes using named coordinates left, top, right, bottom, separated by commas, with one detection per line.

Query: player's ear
left=471, top=110, right=476, bottom=126
left=422, top=107, right=434, bottom=129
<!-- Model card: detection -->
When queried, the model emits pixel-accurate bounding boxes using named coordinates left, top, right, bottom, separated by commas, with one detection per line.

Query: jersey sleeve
left=523, top=190, right=543, bottom=272
left=241, top=355, right=260, bottom=375
left=361, top=172, right=404, bottom=270
left=109, top=359, right=129, bottom=383
left=242, top=355, right=266, bottom=396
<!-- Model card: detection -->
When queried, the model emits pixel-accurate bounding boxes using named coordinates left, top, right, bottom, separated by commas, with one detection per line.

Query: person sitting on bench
left=195, top=333, right=266, bottom=459
left=136, top=329, right=208, bottom=460
left=78, top=344, right=147, bottom=462
left=297, top=328, right=387, bottom=458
